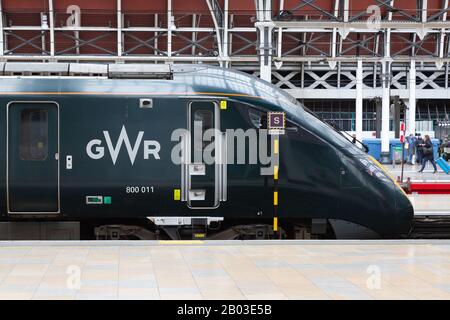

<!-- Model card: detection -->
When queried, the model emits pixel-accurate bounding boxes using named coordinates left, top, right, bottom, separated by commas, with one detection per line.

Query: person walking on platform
left=406, top=134, right=417, bottom=165
left=416, top=134, right=424, bottom=165
left=418, top=135, right=437, bottom=173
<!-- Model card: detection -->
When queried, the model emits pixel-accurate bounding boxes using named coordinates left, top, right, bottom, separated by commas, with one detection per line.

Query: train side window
left=193, top=109, right=214, bottom=151
left=20, top=109, right=48, bottom=161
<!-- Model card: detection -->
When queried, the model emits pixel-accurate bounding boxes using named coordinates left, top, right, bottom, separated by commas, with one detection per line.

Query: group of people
left=405, top=133, right=437, bottom=173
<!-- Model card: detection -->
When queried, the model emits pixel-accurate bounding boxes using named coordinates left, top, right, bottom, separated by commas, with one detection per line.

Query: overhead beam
left=272, top=21, right=450, bottom=29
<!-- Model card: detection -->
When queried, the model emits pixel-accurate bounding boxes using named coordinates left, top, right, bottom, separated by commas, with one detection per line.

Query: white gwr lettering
left=86, top=125, right=161, bottom=165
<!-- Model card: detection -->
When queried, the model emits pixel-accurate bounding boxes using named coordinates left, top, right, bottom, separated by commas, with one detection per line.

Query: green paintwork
left=0, top=65, right=414, bottom=238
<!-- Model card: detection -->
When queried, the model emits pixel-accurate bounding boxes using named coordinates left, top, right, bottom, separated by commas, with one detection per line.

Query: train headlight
left=362, top=156, right=408, bottom=196
left=358, top=157, right=391, bottom=183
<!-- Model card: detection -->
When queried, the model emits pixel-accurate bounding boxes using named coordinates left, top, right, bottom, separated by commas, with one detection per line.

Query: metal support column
left=256, top=0, right=274, bottom=82
left=380, top=61, right=391, bottom=164
left=223, top=0, right=229, bottom=67
left=355, top=59, right=363, bottom=140
left=408, top=60, right=417, bottom=135
left=49, top=0, right=55, bottom=57
left=117, top=0, right=122, bottom=57
left=167, top=0, right=173, bottom=58
left=0, top=0, right=4, bottom=56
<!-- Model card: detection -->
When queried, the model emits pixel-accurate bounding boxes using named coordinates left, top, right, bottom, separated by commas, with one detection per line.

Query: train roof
left=0, top=63, right=301, bottom=116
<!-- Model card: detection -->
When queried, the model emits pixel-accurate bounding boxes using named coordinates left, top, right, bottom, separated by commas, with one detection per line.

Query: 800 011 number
left=125, top=186, right=154, bottom=194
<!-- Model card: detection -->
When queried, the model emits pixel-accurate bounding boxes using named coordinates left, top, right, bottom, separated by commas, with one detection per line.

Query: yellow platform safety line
left=273, top=191, right=278, bottom=206
left=220, top=100, right=227, bottom=110
left=368, top=155, right=408, bottom=196
left=273, top=217, right=278, bottom=232
left=174, top=189, right=181, bottom=201
left=274, top=138, right=279, bottom=154
left=159, top=240, right=204, bottom=245
left=274, top=165, right=279, bottom=180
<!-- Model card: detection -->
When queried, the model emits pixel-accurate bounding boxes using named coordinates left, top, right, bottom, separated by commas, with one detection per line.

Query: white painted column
left=408, top=60, right=416, bottom=135
left=223, top=0, right=229, bottom=67
left=117, top=0, right=122, bottom=57
left=355, top=60, right=363, bottom=141
left=167, top=0, right=172, bottom=58
left=256, top=0, right=273, bottom=82
left=258, top=24, right=273, bottom=82
left=48, top=0, right=55, bottom=57
left=0, top=0, right=4, bottom=56
left=381, top=61, right=391, bottom=157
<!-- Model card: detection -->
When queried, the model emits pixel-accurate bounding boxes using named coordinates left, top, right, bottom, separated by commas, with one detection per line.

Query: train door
left=7, top=102, right=59, bottom=213
left=182, top=100, right=225, bottom=209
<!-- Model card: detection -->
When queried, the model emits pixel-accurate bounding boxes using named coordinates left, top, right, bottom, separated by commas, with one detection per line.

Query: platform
left=385, top=163, right=450, bottom=182
left=409, top=195, right=450, bottom=215
left=1, top=240, right=450, bottom=300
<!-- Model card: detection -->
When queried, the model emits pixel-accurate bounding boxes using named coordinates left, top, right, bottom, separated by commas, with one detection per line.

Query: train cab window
left=19, top=109, right=48, bottom=161
left=193, top=109, right=214, bottom=150
left=247, top=108, right=267, bottom=129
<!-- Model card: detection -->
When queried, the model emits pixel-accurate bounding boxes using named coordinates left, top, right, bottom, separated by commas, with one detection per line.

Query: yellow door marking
left=273, top=191, right=278, bottom=205
left=173, top=189, right=181, bottom=201
left=274, top=165, right=279, bottom=180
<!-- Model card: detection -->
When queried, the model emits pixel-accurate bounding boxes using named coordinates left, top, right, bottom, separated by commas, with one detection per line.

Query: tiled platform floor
left=1, top=240, right=450, bottom=300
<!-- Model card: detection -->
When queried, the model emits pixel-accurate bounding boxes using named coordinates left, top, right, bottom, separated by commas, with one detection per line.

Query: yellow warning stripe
left=368, top=155, right=407, bottom=196
left=273, top=217, right=278, bottom=232
left=159, top=240, right=204, bottom=245
left=274, top=139, right=279, bottom=154
left=273, top=191, right=278, bottom=206
left=274, top=165, right=279, bottom=180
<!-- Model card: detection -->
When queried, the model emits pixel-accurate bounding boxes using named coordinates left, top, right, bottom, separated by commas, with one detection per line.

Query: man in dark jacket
left=416, top=134, right=424, bottom=165
left=418, top=135, right=437, bottom=173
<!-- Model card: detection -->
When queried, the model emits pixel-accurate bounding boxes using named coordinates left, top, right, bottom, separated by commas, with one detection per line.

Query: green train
left=0, top=63, right=413, bottom=240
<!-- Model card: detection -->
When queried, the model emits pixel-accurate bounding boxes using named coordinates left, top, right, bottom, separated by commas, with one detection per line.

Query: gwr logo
left=86, top=125, right=161, bottom=165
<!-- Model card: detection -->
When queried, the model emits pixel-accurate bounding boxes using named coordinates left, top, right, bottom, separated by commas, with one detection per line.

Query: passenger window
left=194, top=109, right=214, bottom=150
left=20, top=109, right=48, bottom=161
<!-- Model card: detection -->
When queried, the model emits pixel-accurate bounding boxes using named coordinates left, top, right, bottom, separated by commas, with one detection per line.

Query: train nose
left=395, top=188, right=414, bottom=237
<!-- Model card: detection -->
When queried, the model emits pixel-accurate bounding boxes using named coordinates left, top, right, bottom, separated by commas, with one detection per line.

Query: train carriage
left=0, top=63, right=414, bottom=240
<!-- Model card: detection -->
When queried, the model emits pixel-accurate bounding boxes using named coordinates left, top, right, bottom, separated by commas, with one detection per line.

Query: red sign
left=400, top=121, right=405, bottom=143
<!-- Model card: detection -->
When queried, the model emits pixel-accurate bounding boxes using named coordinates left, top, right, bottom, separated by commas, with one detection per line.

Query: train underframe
left=1, top=215, right=449, bottom=240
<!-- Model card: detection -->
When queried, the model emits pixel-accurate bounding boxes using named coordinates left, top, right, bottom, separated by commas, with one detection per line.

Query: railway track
left=412, top=212, right=450, bottom=239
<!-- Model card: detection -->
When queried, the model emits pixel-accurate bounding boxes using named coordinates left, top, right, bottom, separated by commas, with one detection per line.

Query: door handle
left=55, top=153, right=59, bottom=160
left=189, top=163, right=206, bottom=175
left=189, top=189, right=206, bottom=201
